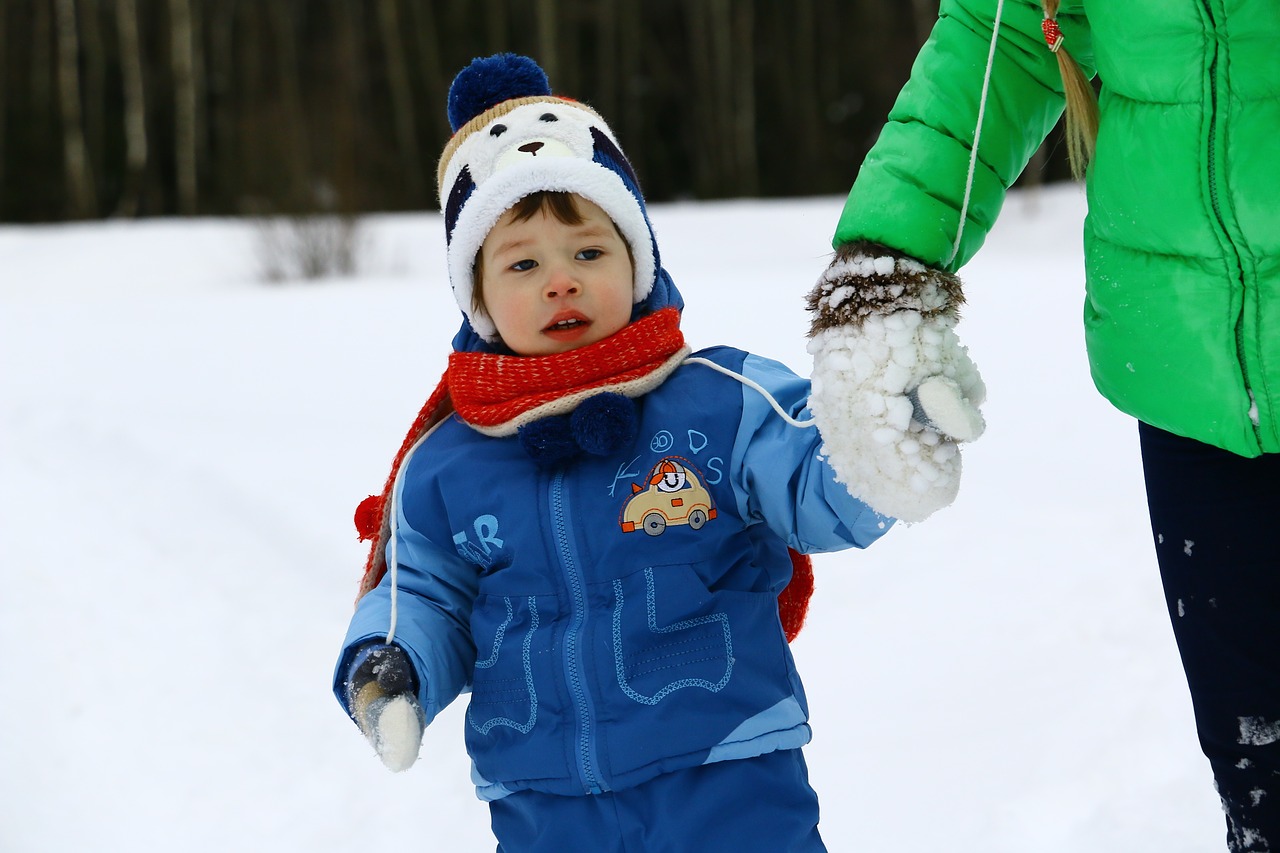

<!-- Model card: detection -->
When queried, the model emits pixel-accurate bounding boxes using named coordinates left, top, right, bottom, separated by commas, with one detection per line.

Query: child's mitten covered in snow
left=807, top=241, right=986, bottom=521
left=346, top=643, right=425, bottom=772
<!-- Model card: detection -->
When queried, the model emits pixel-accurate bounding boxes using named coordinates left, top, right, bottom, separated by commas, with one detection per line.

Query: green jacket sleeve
left=834, top=0, right=1093, bottom=271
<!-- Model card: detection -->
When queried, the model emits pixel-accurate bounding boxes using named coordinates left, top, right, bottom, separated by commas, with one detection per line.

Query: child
left=334, top=53, right=960, bottom=852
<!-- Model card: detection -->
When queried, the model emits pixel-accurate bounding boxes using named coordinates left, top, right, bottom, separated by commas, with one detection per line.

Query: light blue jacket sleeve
left=333, top=467, right=479, bottom=728
left=728, top=353, right=894, bottom=552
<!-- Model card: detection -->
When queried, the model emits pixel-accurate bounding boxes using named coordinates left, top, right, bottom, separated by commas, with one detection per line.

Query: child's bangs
left=508, top=191, right=585, bottom=226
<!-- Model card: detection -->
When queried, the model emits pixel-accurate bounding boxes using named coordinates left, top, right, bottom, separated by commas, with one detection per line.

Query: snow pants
left=1140, top=422, right=1280, bottom=852
left=488, top=747, right=826, bottom=853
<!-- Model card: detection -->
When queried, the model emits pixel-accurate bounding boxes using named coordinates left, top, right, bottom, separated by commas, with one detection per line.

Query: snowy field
left=1, top=186, right=1227, bottom=851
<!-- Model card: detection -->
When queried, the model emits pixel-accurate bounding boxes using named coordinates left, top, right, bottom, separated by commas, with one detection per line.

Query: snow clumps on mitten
left=806, top=242, right=985, bottom=522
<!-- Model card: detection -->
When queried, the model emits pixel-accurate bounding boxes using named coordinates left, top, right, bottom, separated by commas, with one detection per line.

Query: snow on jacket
left=334, top=345, right=892, bottom=800
left=835, top=0, right=1280, bottom=457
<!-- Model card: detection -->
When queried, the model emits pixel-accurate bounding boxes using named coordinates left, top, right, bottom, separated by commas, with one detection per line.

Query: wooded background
left=0, top=0, right=1071, bottom=223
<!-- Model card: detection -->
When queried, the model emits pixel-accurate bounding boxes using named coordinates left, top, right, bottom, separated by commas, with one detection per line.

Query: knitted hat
left=436, top=53, right=681, bottom=349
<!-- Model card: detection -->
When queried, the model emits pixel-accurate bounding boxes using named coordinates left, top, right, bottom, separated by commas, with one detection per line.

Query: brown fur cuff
left=807, top=241, right=965, bottom=337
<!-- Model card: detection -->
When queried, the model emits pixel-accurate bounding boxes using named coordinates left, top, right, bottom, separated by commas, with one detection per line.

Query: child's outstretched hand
left=346, top=643, right=425, bottom=772
left=806, top=241, right=986, bottom=522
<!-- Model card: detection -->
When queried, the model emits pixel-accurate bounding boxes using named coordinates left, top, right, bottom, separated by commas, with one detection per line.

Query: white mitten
left=363, top=694, right=426, bottom=772
left=806, top=242, right=985, bottom=522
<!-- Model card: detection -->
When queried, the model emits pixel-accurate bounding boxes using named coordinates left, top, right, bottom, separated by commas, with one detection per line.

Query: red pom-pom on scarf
left=355, top=495, right=384, bottom=542
left=778, top=550, right=815, bottom=643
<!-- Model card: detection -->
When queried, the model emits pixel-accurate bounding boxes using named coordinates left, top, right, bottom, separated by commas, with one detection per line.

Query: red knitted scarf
left=353, top=306, right=815, bottom=641
left=449, top=306, right=689, bottom=435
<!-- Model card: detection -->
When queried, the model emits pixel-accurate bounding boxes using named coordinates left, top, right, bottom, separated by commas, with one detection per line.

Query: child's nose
left=543, top=268, right=580, bottom=300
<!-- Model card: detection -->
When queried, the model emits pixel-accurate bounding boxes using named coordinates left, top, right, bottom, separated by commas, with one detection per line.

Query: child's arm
left=722, top=352, right=895, bottom=553
left=334, top=501, right=480, bottom=768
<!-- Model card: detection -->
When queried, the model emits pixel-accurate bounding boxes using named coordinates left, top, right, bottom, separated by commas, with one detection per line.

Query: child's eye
left=510, top=259, right=537, bottom=272
left=576, top=248, right=603, bottom=261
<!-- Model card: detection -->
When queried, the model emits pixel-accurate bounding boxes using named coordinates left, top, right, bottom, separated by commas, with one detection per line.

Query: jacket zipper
left=550, top=470, right=607, bottom=794
left=1200, top=0, right=1257, bottom=427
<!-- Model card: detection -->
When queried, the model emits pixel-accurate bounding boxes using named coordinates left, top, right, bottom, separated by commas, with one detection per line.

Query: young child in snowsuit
left=334, top=53, right=972, bottom=853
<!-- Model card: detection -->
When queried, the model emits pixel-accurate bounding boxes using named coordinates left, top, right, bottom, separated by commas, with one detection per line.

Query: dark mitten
left=345, top=643, right=425, bottom=772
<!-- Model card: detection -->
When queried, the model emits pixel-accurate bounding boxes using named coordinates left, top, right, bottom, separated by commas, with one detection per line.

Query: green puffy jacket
left=835, top=0, right=1280, bottom=457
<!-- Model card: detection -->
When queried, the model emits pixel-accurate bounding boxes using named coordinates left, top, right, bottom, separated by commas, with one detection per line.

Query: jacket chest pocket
left=468, top=594, right=545, bottom=735
left=609, top=565, right=734, bottom=705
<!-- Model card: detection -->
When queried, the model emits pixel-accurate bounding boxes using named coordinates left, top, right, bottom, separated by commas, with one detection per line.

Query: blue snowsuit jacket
left=334, top=345, right=893, bottom=800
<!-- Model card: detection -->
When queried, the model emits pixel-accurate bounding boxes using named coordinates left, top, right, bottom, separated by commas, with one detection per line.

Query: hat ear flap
left=445, top=166, right=475, bottom=244
left=590, top=128, right=641, bottom=197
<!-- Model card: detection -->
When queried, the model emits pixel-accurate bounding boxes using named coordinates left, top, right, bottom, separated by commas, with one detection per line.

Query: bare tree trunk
left=732, top=0, right=757, bottom=196
left=237, top=3, right=267, bottom=210
left=32, top=0, right=54, bottom=147
left=54, top=0, right=96, bottom=217
left=616, top=0, right=641, bottom=152
left=207, top=0, right=235, bottom=213
left=269, top=0, right=310, bottom=207
left=690, top=0, right=735, bottom=195
left=376, top=0, right=425, bottom=203
left=169, top=0, right=199, bottom=213
left=333, top=0, right=366, bottom=207
left=483, top=0, right=508, bottom=59
left=712, top=0, right=735, bottom=195
left=190, top=0, right=208, bottom=192
left=595, top=0, right=618, bottom=114
left=115, top=0, right=148, bottom=217
left=791, top=1, right=823, bottom=192
left=79, top=0, right=104, bottom=201
left=536, top=0, right=558, bottom=84
left=0, top=0, right=8, bottom=202
left=404, top=0, right=448, bottom=158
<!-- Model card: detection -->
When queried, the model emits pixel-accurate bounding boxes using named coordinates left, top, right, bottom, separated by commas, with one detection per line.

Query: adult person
left=806, top=2, right=1280, bottom=850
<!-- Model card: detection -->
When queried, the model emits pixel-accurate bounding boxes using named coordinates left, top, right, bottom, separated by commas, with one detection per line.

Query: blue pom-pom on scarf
left=518, top=415, right=578, bottom=467
left=570, top=393, right=637, bottom=456
left=518, top=394, right=638, bottom=466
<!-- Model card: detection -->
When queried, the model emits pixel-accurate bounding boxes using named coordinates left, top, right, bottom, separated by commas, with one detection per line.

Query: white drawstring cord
left=386, top=531, right=400, bottom=645
left=385, top=495, right=403, bottom=645
left=385, top=429, right=434, bottom=645
left=684, top=356, right=817, bottom=429
left=948, top=0, right=1007, bottom=268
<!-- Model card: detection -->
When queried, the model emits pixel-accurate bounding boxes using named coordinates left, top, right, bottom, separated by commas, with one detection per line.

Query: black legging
left=1140, top=421, right=1280, bottom=852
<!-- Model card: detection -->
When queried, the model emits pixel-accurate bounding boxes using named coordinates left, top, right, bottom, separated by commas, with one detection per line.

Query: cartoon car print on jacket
left=620, top=457, right=717, bottom=536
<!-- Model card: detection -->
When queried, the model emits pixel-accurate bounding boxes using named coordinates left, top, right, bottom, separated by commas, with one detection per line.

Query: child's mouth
left=544, top=316, right=591, bottom=340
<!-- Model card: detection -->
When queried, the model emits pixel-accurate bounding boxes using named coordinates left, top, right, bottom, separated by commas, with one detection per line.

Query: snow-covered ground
left=1, top=186, right=1226, bottom=851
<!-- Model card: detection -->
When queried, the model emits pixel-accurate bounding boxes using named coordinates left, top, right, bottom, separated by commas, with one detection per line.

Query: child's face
left=479, top=197, right=634, bottom=356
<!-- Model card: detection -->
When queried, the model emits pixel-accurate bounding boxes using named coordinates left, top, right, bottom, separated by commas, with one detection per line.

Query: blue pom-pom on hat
left=447, top=53, right=552, bottom=132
